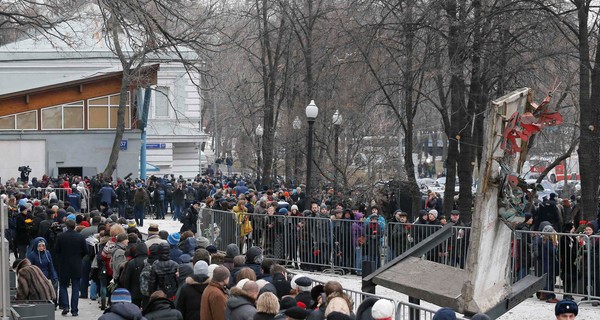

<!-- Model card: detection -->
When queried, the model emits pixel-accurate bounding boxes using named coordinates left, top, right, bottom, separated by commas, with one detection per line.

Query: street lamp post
left=305, top=100, right=318, bottom=210
left=332, top=110, right=342, bottom=205
left=256, top=124, right=264, bottom=184
left=292, top=116, right=302, bottom=186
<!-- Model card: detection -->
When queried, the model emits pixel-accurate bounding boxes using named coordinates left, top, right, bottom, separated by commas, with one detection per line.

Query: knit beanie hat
left=371, top=299, right=394, bottom=319
left=193, top=260, right=209, bottom=276
left=111, top=288, right=132, bottom=303
left=168, top=232, right=181, bottom=246
left=428, top=209, right=438, bottom=219
left=66, top=214, right=76, bottom=221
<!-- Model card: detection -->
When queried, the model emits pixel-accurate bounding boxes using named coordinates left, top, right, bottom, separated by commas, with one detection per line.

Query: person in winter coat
left=54, top=219, right=87, bottom=316
left=148, top=243, right=180, bottom=300
left=120, top=242, right=148, bottom=307
left=224, top=243, right=240, bottom=271
left=167, top=233, right=183, bottom=263
left=253, top=292, right=279, bottom=320
left=200, top=266, right=230, bottom=320
left=172, top=183, right=186, bottom=222
left=27, top=237, right=58, bottom=283
left=143, top=290, right=183, bottom=320
left=133, top=185, right=150, bottom=227
left=176, top=261, right=210, bottom=320
left=364, top=207, right=386, bottom=269
left=13, top=258, right=56, bottom=301
left=15, top=205, right=33, bottom=259
left=270, top=264, right=291, bottom=299
left=355, top=297, right=379, bottom=320
left=388, top=210, right=413, bottom=260
left=111, top=233, right=129, bottom=285
left=99, top=288, right=147, bottom=320
left=180, top=201, right=200, bottom=234
left=225, top=280, right=259, bottom=320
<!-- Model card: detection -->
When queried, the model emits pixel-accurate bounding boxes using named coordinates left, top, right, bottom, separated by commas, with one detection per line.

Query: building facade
left=0, top=7, right=210, bottom=178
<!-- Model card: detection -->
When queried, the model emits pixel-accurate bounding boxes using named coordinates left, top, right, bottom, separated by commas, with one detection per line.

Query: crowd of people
left=2, top=172, right=597, bottom=319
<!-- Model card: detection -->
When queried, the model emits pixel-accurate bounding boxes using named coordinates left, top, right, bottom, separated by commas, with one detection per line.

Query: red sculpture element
left=500, top=86, right=563, bottom=154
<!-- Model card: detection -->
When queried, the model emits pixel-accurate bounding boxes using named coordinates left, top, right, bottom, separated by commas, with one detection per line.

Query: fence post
left=408, top=296, right=420, bottom=320
left=586, top=235, right=592, bottom=301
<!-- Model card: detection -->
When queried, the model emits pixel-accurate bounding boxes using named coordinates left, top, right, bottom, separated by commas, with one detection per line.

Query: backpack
left=158, top=189, right=165, bottom=201
left=139, top=259, right=153, bottom=296
left=156, top=263, right=179, bottom=298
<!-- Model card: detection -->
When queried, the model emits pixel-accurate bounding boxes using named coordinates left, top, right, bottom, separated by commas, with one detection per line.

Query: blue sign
left=146, top=143, right=166, bottom=149
left=120, top=140, right=128, bottom=150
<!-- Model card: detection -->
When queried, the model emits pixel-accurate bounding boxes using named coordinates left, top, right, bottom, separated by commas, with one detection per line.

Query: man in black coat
left=54, top=219, right=87, bottom=316
left=180, top=201, right=200, bottom=234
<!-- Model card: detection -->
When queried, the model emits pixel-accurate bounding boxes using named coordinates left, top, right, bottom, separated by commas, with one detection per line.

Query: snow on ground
left=144, top=217, right=598, bottom=319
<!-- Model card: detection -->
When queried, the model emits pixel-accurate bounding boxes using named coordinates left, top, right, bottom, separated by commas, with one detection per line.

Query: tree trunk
left=402, top=4, right=421, bottom=216
left=576, top=2, right=600, bottom=221
left=103, top=71, right=131, bottom=177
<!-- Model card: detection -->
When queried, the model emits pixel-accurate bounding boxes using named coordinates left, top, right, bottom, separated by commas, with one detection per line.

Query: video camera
left=18, top=166, right=31, bottom=173
left=18, top=165, right=32, bottom=182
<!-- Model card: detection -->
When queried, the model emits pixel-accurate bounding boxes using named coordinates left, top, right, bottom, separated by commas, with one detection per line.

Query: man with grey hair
left=225, top=280, right=258, bottom=320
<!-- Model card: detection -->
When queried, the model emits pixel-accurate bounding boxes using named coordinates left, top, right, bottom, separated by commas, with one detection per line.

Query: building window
left=0, top=110, right=38, bottom=130
left=88, top=93, right=130, bottom=129
left=41, top=101, right=84, bottom=130
left=155, top=86, right=169, bottom=117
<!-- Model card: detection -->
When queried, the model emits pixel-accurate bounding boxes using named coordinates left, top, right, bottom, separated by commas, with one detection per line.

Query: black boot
left=100, top=299, right=106, bottom=311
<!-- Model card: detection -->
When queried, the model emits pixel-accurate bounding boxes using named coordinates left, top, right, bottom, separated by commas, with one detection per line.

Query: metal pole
left=333, top=124, right=339, bottom=204
left=0, top=201, right=10, bottom=320
left=305, top=119, right=315, bottom=211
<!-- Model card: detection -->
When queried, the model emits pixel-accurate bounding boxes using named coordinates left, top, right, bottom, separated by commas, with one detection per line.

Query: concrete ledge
left=373, top=257, right=467, bottom=310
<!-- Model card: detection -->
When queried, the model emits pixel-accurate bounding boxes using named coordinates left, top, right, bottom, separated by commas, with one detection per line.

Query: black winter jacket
left=175, top=274, right=209, bottom=320
left=121, top=242, right=148, bottom=301
left=98, top=302, right=147, bottom=320
left=142, top=297, right=183, bottom=320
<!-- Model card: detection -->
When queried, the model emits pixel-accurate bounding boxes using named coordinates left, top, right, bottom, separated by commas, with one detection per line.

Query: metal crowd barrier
left=511, top=229, right=599, bottom=300
left=198, top=208, right=600, bottom=302
left=15, top=187, right=91, bottom=213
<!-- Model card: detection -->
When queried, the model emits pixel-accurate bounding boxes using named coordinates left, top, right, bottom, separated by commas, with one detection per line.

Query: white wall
left=0, top=140, right=46, bottom=184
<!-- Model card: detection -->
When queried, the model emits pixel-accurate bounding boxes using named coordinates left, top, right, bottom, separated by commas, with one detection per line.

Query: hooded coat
left=142, top=297, right=183, bottom=320
left=26, top=237, right=58, bottom=280
left=224, top=287, right=257, bottom=320
left=149, top=243, right=179, bottom=299
left=121, top=242, right=148, bottom=302
left=98, top=302, right=147, bottom=320
left=175, top=274, right=209, bottom=320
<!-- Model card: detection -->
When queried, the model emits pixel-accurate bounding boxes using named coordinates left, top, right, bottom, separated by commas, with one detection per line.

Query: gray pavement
left=67, top=296, right=106, bottom=319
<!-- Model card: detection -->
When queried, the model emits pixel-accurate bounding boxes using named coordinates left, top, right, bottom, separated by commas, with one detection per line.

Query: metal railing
left=511, top=229, right=599, bottom=300
left=198, top=208, right=600, bottom=302
left=15, top=187, right=91, bottom=213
